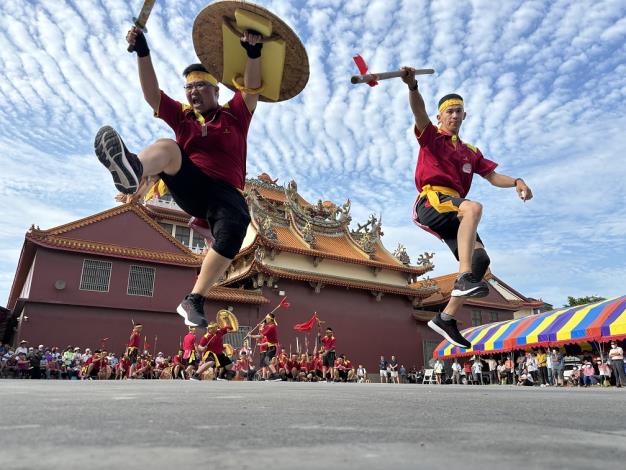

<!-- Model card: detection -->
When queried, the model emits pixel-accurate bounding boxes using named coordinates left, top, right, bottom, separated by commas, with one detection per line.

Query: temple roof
left=205, top=286, right=269, bottom=304
left=238, top=174, right=433, bottom=275
left=413, top=272, right=544, bottom=311
left=24, top=203, right=201, bottom=267
left=222, top=260, right=438, bottom=299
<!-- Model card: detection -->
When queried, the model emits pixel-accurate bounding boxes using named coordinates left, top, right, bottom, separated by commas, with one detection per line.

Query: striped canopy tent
left=433, top=295, right=626, bottom=359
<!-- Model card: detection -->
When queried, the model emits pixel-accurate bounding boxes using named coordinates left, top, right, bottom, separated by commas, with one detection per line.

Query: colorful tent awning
left=434, top=295, right=626, bottom=359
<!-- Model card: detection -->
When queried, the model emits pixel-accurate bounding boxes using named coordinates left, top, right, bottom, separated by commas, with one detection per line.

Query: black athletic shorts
left=265, top=346, right=277, bottom=365
left=323, top=351, right=336, bottom=368
left=214, top=352, right=232, bottom=368
left=128, top=348, right=139, bottom=365
left=259, top=351, right=267, bottom=368
left=160, top=145, right=251, bottom=259
left=415, top=194, right=483, bottom=260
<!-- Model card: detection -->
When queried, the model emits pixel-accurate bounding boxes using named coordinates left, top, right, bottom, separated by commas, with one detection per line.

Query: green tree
left=564, top=295, right=606, bottom=307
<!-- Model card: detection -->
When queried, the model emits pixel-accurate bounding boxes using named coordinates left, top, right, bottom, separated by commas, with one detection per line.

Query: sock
left=440, top=312, right=454, bottom=321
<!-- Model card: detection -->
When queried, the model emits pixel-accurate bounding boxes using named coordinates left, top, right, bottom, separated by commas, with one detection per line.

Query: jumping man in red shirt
left=401, top=67, right=533, bottom=349
left=95, top=25, right=264, bottom=328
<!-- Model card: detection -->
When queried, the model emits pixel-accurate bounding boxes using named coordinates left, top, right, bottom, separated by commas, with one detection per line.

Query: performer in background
left=126, top=324, right=142, bottom=378
left=172, top=349, right=186, bottom=380
left=251, top=313, right=279, bottom=379
left=182, top=327, right=198, bottom=379
left=192, top=322, right=233, bottom=381
left=320, top=327, right=336, bottom=382
left=401, top=67, right=533, bottom=349
left=95, top=26, right=263, bottom=328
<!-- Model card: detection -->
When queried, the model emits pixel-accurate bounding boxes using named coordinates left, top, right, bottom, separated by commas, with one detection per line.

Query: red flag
left=294, top=313, right=318, bottom=332
left=279, top=297, right=290, bottom=308
left=353, top=54, right=378, bottom=87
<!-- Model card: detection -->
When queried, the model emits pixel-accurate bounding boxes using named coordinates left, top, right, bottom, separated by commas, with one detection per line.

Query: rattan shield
left=192, top=0, right=309, bottom=102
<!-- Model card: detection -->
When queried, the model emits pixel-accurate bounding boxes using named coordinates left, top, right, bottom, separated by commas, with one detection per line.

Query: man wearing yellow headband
left=94, top=27, right=264, bottom=328
left=401, top=67, right=533, bottom=349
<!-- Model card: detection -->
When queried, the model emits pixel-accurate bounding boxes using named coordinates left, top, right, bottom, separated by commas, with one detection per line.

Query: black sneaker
left=451, top=272, right=489, bottom=298
left=427, top=313, right=472, bottom=349
left=189, top=373, right=200, bottom=381
left=176, top=293, right=208, bottom=327
left=94, top=126, right=143, bottom=194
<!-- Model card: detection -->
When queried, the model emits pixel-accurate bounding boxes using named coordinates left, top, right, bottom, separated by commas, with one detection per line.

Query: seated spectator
left=582, top=361, right=595, bottom=387
left=567, top=367, right=580, bottom=387
left=357, top=364, right=367, bottom=383
left=517, top=367, right=534, bottom=386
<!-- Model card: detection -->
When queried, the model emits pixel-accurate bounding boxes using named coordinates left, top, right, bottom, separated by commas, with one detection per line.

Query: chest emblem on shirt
left=462, top=163, right=472, bottom=174
left=223, top=127, right=231, bottom=134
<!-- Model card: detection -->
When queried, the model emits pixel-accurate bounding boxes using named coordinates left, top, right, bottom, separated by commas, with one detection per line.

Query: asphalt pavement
left=1, top=380, right=625, bottom=469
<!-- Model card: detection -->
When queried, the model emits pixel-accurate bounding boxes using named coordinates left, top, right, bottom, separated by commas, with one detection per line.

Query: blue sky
left=1, top=0, right=625, bottom=308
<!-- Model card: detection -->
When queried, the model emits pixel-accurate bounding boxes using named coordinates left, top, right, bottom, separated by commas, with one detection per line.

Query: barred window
left=224, top=326, right=251, bottom=349
left=471, top=310, right=482, bottom=327
left=127, top=265, right=155, bottom=297
left=80, top=259, right=112, bottom=292
left=490, top=311, right=499, bottom=323
left=174, top=225, right=190, bottom=247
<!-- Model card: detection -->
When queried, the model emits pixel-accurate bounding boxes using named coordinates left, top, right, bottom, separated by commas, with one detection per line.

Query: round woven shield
left=216, top=309, right=239, bottom=332
left=192, top=0, right=309, bottom=102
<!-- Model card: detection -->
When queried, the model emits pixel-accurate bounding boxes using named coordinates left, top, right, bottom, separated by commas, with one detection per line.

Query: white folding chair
left=423, top=368, right=436, bottom=384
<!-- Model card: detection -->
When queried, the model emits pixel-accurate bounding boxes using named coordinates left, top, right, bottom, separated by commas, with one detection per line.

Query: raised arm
left=401, top=66, right=430, bottom=133
left=483, top=171, right=533, bottom=201
left=240, top=30, right=262, bottom=113
left=126, top=27, right=161, bottom=113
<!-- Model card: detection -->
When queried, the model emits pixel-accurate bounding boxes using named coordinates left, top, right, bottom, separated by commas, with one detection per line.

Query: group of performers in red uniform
left=100, top=316, right=353, bottom=382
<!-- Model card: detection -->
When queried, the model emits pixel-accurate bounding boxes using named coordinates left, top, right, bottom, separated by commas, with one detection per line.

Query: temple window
left=127, top=265, right=156, bottom=297
left=79, top=259, right=112, bottom=292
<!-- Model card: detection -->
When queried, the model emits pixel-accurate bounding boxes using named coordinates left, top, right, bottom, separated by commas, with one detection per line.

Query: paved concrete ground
left=1, top=381, right=625, bottom=469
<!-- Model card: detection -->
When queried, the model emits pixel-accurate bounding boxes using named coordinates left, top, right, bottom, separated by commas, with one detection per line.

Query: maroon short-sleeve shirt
left=414, top=122, right=497, bottom=198
left=156, top=91, right=252, bottom=190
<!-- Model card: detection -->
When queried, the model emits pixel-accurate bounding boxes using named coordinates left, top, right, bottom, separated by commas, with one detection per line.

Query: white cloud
left=1, top=0, right=625, bottom=308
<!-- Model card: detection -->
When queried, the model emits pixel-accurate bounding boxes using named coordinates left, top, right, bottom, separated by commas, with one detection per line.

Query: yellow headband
left=185, top=71, right=218, bottom=87
left=438, top=98, right=464, bottom=114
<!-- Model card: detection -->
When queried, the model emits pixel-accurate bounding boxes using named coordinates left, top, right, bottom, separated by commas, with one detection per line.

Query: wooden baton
left=351, top=68, right=435, bottom=84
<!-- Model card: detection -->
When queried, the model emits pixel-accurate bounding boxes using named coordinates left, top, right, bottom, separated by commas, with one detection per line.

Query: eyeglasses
left=184, top=81, right=212, bottom=92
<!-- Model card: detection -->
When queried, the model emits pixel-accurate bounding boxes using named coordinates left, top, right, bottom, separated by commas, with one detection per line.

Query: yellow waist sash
left=418, top=185, right=461, bottom=214
left=202, top=351, right=220, bottom=367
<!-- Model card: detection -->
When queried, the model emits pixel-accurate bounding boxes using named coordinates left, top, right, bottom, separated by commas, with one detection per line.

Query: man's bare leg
left=192, top=249, right=232, bottom=295
left=137, top=139, right=182, bottom=177
left=456, top=200, right=482, bottom=273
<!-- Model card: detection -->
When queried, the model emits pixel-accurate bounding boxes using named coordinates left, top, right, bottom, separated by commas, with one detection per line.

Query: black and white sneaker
left=427, top=313, right=472, bottom=349
left=176, top=293, right=208, bottom=327
left=94, top=125, right=143, bottom=194
left=189, top=373, right=200, bottom=381
left=451, top=272, right=489, bottom=298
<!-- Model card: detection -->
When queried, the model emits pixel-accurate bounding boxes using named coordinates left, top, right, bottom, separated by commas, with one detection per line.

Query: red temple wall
left=29, top=248, right=197, bottom=312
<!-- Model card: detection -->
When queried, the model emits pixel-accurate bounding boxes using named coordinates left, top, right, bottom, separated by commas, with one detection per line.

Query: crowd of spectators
left=0, top=340, right=368, bottom=383
left=427, top=342, right=625, bottom=388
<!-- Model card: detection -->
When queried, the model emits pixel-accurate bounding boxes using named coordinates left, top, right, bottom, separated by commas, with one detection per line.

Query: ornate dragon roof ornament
left=417, top=252, right=435, bottom=269
left=359, top=232, right=376, bottom=254
left=393, top=243, right=411, bottom=265
left=258, top=216, right=277, bottom=240
left=301, top=221, right=315, bottom=246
